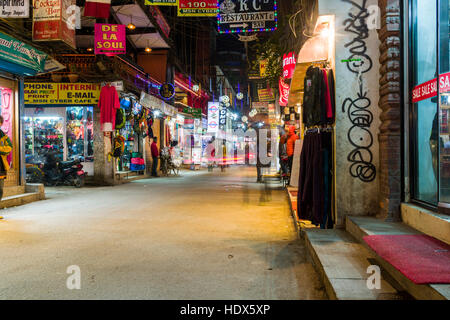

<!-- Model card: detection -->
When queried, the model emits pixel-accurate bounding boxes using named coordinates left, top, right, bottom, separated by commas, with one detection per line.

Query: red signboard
left=94, top=24, right=126, bottom=56
left=32, top=0, right=76, bottom=49
left=282, top=52, right=296, bottom=79
left=148, top=5, right=171, bottom=38
left=412, top=72, right=450, bottom=103
left=279, top=77, right=290, bottom=106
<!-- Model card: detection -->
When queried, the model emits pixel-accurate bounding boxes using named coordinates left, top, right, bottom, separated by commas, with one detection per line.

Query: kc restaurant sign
left=217, top=0, right=277, bottom=34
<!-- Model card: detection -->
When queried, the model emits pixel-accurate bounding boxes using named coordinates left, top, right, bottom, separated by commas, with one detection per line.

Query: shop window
left=66, top=107, right=94, bottom=162
left=24, top=116, right=64, bottom=162
left=411, top=0, right=438, bottom=204
left=0, top=86, right=14, bottom=167
left=439, top=0, right=450, bottom=203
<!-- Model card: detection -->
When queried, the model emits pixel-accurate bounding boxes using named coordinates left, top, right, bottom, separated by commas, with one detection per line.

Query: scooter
left=26, top=150, right=86, bottom=187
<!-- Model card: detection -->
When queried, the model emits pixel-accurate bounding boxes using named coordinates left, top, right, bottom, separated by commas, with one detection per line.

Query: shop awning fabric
left=0, top=32, right=48, bottom=76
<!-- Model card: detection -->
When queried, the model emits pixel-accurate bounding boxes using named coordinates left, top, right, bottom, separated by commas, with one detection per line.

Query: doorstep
left=0, top=183, right=45, bottom=209
left=346, top=216, right=450, bottom=300
left=401, top=203, right=450, bottom=245
left=304, top=228, right=405, bottom=300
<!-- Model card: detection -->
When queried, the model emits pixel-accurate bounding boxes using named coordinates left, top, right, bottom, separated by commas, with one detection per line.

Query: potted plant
left=67, top=64, right=79, bottom=83
left=51, top=73, right=62, bottom=82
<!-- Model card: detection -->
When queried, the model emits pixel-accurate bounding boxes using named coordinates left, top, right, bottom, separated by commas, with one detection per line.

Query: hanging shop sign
left=140, top=91, right=177, bottom=116
left=0, top=32, right=48, bottom=74
left=207, top=101, right=219, bottom=133
left=183, top=107, right=202, bottom=119
left=0, top=0, right=29, bottom=18
left=94, top=23, right=126, bottom=56
left=279, top=77, right=290, bottom=107
left=32, top=0, right=76, bottom=48
left=237, top=34, right=257, bottom=42
left=145, top=0, right=177, bottom=5
left=252, top=102, right=268, bottom=112
left=159, top=82, right=175, bottom=100
left=283, top=52, right=296, bottom=79
left=219, top=106, right=227, bottom=129
left=258, top=87, right=275, bottom=102
left=24, top=82, right=101, bottom=105
left=412, top=72, right=450, bottom=103
left=177, top=0, right=217, bottom=17
left=259, top=59, right=267, bottom=77
left=217, top=0, right=277, bottom=34
left=148, top=5, right=171, bottom=37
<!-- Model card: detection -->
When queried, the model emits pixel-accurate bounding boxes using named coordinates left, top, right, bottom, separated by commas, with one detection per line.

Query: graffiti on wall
left=341, top=0, right=376, bottom=183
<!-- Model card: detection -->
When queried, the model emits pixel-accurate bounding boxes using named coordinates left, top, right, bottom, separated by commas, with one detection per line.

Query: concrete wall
left=319, top=0, right=381, bottom=226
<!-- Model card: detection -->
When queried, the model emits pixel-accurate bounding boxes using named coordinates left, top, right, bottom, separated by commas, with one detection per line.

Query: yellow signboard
left=24, top=82, right=101, bottom=105
left=259, top=59, right=268, bottom=77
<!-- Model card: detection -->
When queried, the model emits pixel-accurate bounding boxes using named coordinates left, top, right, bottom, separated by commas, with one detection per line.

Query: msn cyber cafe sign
left=217, top=0, right=277, bottom=34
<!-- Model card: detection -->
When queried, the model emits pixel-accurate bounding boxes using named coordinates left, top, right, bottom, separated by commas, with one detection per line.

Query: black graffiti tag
left=342, top=81, right=376, bottom=182
left=342, top=0, right=373, bottom=74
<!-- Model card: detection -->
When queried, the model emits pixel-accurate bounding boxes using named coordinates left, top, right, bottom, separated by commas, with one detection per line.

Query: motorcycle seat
left=60, top=160, right=77, bottom=167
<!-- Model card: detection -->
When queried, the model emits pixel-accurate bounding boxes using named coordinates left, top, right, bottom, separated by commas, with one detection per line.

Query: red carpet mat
left=363, top=234, right=450, bottom=284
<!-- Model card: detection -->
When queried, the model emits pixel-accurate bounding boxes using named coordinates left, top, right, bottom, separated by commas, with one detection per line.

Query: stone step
left=3, top=185, right=26, bottom=198
left=345, top=216, right=450, bottom=300
left=0, top=192, right=42, bottom=209
left=304, top=228, right=406, bottom=300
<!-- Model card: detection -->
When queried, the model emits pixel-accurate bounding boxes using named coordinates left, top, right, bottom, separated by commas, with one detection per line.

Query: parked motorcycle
left=26, top=150, right=86, bottom=187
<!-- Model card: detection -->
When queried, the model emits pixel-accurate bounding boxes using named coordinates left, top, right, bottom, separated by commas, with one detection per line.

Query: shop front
left=0, top=31, right=49, bottom=190
left=23, top=83, right=101, bottom=177
left=140, top=91, right=181, bottom=173
left=404, top=0, right=450, bottom=216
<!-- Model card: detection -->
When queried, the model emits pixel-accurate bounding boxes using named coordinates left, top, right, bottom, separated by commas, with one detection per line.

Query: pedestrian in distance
left=286, top=125, right=299, bottom=174
left=151, top=137, right=159, bottom=177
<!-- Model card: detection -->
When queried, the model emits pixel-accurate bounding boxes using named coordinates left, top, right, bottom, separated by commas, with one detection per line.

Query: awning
left=140, top=91, right=177, bottom=116
left=0, top=31, right=48, bottom=76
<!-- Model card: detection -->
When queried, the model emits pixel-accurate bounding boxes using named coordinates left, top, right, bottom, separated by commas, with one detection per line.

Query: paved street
left=0, top=166, right=326, bottom=300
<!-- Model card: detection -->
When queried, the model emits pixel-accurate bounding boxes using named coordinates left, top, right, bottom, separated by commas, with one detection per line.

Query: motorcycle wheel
left=74, top=175, right=85, bottom=188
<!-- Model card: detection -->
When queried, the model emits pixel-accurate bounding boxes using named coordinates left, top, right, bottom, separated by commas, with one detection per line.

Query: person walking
left=286, top=125, right=299, bottom=173
left=279, top=131, right=289, bottom=176
left=151, top=137, right=159, bottom=177
left=0, top=115, right=12, bottom=220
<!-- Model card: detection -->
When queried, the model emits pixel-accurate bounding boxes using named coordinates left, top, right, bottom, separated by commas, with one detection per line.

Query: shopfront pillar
left=93, top=106, right=114, bottom=185
left=377, top=0, right=402, bottom=221
left=319, top=0, right=381, bottom=226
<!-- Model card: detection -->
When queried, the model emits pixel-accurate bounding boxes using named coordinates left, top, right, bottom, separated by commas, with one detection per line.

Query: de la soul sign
left=217, top=0, right=277, bottom=34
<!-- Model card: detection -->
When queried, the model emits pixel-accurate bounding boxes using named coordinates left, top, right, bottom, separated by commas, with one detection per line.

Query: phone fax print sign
left=217, top=0, right=277, bottom=34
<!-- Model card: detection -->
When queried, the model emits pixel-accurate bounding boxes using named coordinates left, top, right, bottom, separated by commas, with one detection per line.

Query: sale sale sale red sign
left=412, top=72, right=450, bottom=103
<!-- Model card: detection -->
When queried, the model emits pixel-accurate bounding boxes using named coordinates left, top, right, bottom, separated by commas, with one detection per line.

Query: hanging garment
left=322, top=69, right=333, bottom=124
left=98, top=84, right=120, bottom=131
left=302, top=67, right=323, bottom=127
left=326, top=69, right=336, bottom=123
left=297, top=131, right=334, bottom=227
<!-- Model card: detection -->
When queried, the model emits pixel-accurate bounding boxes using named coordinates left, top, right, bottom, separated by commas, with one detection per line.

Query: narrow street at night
left=0, top=167, right=325, bottom=300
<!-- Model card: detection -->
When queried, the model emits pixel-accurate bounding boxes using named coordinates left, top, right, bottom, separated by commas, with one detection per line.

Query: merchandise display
left=25, top=117, right=64, bottom=162
left=295, top=62, right=336, bottom=229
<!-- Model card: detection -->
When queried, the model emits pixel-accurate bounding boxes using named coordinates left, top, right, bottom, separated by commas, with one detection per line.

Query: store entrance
left=24, top=106, right=94, bottom=176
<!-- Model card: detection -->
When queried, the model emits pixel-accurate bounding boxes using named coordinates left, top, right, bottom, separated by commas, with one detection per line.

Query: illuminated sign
left=217, top=0, right=278, bottom=34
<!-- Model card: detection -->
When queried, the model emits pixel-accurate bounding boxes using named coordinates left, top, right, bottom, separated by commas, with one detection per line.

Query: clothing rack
left=305, top=125, right=334, bottom=134
left=310, top=60, right=330, bottom=69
